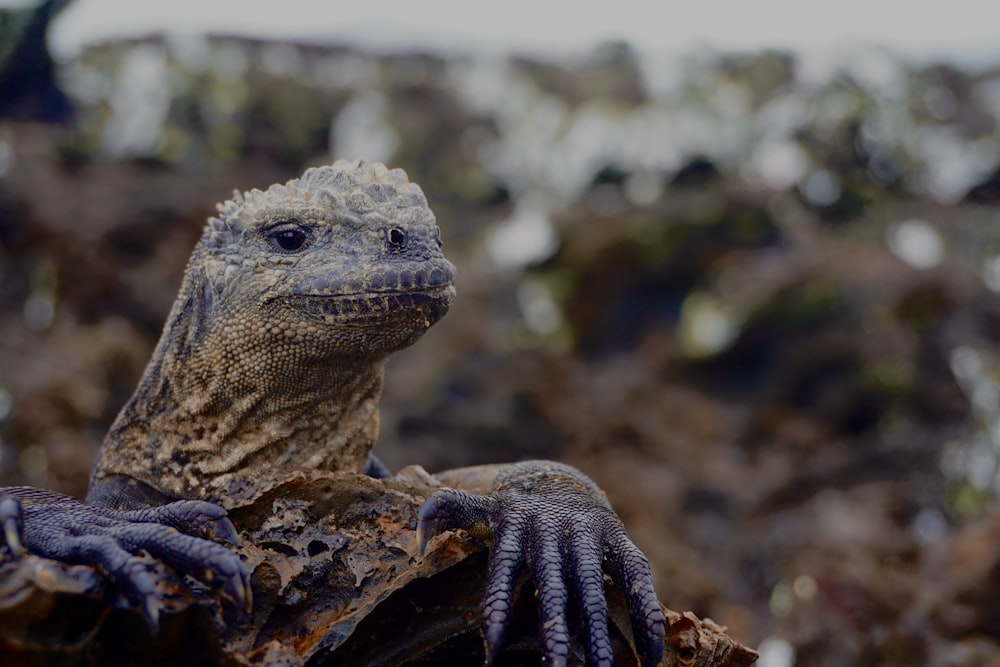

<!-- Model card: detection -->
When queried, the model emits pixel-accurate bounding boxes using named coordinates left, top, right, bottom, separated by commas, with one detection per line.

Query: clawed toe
left=213, top=551, right=253, bottom=613
left=0, top=495, right=26, bottom=558
left=125, top=500, right=241, bottom=546
left=606, top=536, right=665, bottom=666
left=417, top=489, right=495, bottom=555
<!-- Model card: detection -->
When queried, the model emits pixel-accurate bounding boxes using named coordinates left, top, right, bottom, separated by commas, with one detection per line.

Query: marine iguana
left=0, top=160, right=665, bottom=666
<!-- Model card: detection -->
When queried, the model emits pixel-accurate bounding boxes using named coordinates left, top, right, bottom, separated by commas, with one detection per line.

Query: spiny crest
left=205, top=159, right=433, bottom=248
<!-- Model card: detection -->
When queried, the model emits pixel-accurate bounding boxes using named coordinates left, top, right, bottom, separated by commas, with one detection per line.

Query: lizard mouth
left=285, top=285, right=456, bottom=326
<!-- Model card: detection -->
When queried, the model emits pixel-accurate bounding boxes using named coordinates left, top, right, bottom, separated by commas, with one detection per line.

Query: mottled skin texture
left=0, top=160, right=665, bottom=666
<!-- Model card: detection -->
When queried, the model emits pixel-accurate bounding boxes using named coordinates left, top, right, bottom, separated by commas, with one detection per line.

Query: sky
left=31, top=0, right=1000, bottom=64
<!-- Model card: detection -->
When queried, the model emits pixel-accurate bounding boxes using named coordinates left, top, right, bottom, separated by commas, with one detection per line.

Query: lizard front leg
left=0, top=486, right=251, bottom=630
left=417, top=461, right=665, bottom=667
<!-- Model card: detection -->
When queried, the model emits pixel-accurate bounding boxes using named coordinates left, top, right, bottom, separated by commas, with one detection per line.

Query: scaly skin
left=0, top=160, right=665, bottom=665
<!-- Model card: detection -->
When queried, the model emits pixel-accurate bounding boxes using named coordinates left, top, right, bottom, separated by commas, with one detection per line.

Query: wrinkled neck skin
left=87, top=265, right=388, bottom=509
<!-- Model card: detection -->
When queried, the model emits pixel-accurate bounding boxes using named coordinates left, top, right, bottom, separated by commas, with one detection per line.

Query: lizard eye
left=266, top=224, right=310, bottom=253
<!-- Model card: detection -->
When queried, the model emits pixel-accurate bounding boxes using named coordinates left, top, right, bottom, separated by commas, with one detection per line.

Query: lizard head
left=194, top=159, right=456, bottom=361
left=96, top=161, right=455, bottom=498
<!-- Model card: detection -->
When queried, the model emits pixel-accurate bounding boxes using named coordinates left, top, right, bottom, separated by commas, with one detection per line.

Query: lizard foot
left=0, top=487, right=251, bottom=631
left=418, top=462, right=665, bottom=667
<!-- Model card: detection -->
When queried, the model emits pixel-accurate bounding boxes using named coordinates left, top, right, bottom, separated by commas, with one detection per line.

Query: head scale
left=206, top=159, right=433, bottom=247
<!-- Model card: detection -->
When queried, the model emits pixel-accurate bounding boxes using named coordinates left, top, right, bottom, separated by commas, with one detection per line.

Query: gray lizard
left=0, top=159, right=665, bottom=666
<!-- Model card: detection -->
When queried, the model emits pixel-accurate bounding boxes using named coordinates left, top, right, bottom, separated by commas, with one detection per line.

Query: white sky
left=28, top=0, right=1000, bottom=63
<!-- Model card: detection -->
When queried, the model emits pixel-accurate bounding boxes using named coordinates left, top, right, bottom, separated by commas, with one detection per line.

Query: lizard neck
left=90, top=268, right=389, bottom=506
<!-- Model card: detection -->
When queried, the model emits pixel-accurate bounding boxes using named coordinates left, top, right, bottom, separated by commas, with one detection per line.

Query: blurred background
left=3, top=1, right=1000, bottom=665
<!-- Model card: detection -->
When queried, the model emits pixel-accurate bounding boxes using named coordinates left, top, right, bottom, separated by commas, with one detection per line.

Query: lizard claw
left=119, top=554, right=161, bottom=632
left=415, top=493, right=442, bottom=555
left=0, top=495, right=26, bottom=558
left=417, top=487, right=494, bottom=556
left=214, top=547, right=254, bottom=613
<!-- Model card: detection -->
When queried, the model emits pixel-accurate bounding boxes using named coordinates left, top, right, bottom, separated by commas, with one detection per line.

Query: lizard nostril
left=387, top=227, right=406, bottom=249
